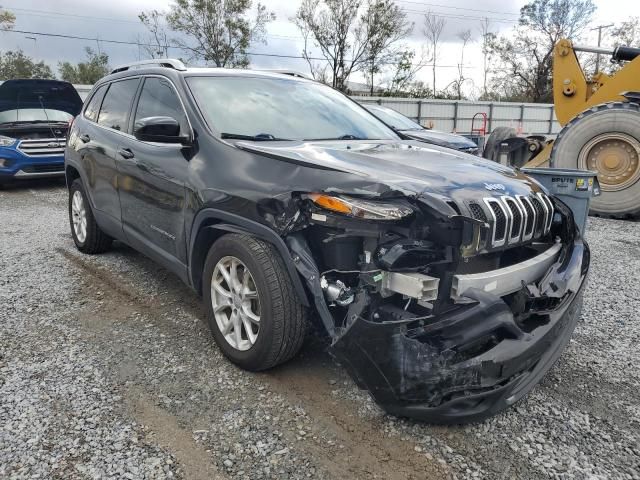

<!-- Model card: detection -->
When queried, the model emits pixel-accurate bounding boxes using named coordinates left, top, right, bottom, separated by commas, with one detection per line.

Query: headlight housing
left=0, top=135, right=16, bottom=147
left=309, top=193, right=413, bottom=221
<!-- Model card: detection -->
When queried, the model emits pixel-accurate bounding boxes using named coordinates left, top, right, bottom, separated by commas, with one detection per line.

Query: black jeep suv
left=65, top=60, right=589, bottom=423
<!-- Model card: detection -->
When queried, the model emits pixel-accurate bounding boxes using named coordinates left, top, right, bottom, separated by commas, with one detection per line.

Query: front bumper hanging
left=288, top=229, right=589, bottom=423
left=331, top=240, right=588, bottom=423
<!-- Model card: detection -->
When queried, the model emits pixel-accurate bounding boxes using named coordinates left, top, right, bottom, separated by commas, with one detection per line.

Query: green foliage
left=488, top=0, right=596, bottom=102
left=164, top=0, right=275, bottom=68
left=295, top=0, right=411, bottom=91
left=58, top=48, right=110, bottom=84
left=0, top=8, right=15, bottom=30
left=0, top=50, right=54, bottom=80
left=362, top=0, right=412, bottom=95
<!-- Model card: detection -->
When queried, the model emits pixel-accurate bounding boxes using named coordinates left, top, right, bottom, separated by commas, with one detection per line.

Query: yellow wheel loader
left=483, top=39, right=640, bottom=218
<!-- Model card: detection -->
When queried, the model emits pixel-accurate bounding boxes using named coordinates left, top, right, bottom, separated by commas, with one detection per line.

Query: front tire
left=203, top=233, right=308, bottom=371
left=68, top=179, right=112, bottom=253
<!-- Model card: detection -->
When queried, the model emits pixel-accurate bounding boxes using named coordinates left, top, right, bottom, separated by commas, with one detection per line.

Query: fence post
left=548, top=106, right=555, bottom=134
left=453, top=102, right=459, bottom=132
left=488, top=103, right=494, bottom=134
left=417, top=100, right=422, bottom=125
left=519, top=104, right=525, bottom=123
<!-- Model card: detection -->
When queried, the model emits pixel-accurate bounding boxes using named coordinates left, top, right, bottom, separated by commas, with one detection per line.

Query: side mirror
left=133, top=116, right=190, bottom=144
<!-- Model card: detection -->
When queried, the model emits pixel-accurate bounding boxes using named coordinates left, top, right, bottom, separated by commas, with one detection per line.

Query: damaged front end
left=285, top=188, right=589, bottom=424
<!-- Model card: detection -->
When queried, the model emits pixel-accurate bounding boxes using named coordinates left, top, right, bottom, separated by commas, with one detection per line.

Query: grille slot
left=468, top=202, right=487, bottom=222
left=503, top=197, right=523, bottom=242
left=484, top=198, right=507, bottom=247
left=21, top=164, right=64, bottom=173
left=529, top=196, right=546, bottom=236
left=17, top=138, right=66, bottom=157
left=518, top=196, right=536, bottom=240
left=538, top=193, right=554, bottom=234
left=468, top=202, right=489, bottom=246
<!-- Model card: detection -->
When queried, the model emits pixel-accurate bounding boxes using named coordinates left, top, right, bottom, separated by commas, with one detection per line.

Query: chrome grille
left=17, top=138, right=66, bottom=157
left=475, top=193, right=553, bottom=249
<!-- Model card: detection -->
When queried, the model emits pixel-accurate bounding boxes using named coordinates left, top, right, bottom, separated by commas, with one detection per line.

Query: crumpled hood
left=401, top=129, right=478, bottom=150
left=237, top=140, right=542, bottom=202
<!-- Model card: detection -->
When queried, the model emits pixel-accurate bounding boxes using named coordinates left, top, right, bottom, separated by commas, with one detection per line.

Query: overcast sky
left=0, top=0, right=634, bottom=95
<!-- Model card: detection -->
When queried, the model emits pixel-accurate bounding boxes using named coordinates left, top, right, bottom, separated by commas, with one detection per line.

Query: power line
left=394, top=0, right=521, bottom=18
left=0, top=27, right=474, bottom=69
left=401, top=7, right=518, bottom=24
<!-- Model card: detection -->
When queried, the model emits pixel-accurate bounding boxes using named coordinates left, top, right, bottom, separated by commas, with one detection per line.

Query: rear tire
left=551, top=102, right=640, bottom=218
left=203, top=233, right=308, bottom=371
left=68, top=179, right=112, bottom=253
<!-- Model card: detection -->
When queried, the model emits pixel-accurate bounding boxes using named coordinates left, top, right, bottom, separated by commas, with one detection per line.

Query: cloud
left=0, top=0, right=629, bottom=94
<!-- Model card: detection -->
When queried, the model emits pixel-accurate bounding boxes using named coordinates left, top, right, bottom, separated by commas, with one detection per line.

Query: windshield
left=366, top=106, right=424, bottom=130
left=186, top=76, right=399, bottom=141
left=0, top=79, right=83, bottom=122
left=0, top=108, right=73, bottom=123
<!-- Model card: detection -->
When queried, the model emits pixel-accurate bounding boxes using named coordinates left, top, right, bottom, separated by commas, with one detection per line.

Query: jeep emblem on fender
left=484, top=183, right=506, bottom=191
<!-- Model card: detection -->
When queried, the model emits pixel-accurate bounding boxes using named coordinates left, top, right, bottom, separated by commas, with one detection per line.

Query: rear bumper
left=330, top=239, right=589, bottom=423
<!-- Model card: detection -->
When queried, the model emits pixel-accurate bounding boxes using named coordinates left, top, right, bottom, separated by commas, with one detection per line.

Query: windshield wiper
left=221, top=133, right=291, bottom=141
left=304, top=134, right=367, bottom=141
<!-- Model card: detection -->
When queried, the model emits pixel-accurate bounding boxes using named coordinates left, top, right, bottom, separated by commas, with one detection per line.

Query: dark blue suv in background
left=0, top=79, right=83, bottom=185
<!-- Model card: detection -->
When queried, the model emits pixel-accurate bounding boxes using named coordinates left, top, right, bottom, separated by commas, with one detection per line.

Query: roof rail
left=260, top=69, right=310, bottom=79
left=110, top=59, right=187, bottom=75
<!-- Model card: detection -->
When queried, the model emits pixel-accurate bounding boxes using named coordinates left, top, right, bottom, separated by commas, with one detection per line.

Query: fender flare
left=188, top=208, right=310, bottom=306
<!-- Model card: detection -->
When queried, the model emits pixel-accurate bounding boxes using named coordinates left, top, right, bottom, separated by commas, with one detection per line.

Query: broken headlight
left=309, top=193, right=413, bottom=221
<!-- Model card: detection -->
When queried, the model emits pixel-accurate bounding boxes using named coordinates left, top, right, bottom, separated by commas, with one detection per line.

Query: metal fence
left=353, top=96, right=560, bottom=136
left=68, top=83, right=559, bottom=137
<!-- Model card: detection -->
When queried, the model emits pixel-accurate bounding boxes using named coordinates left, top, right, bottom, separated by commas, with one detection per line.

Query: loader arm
left=553, top=38, right=640, bottom=125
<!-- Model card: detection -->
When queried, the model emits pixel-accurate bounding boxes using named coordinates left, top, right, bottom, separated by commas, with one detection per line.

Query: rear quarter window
left=84, top=85, right=107, bottom=122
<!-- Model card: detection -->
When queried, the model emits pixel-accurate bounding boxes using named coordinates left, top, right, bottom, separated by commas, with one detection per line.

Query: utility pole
left=591, top=24, right=614, bottom=74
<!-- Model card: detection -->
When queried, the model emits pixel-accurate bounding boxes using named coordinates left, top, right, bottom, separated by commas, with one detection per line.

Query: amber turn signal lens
left=309, top=193, right=351, bottom=214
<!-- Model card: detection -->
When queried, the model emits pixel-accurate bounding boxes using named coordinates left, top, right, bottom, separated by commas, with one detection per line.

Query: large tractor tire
left=482, top=126, right=518, bottom=162
left=551, top=102, right=640, bottom=218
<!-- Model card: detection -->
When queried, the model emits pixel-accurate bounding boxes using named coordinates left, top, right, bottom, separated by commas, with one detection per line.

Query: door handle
left=79, top=134, right=90, bottom=143
left=118, top=148, right=135, bottom=159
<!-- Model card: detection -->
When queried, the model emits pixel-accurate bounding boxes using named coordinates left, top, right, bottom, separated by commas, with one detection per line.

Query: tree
left=294, top=0, right=411, bottom=92
left=0, top=7, right=15, bottom=30
left=58, top=48, right=110, bottom=84
left=139, top=10, right=170, bottom=58
left=449, top=29, right=472, bottom=100
left=423, top=11, right=446, bottom=95
left=384, top=48, right=429, bottom=95
left=609, top=17, right=640, bottom=48
left=163, top=0, right=274, bottom=68
left=0, top=51, right=53, bottom=79
left=488, top=0, right=596, bottom=102
left=362, top=0, right=412, bottom=95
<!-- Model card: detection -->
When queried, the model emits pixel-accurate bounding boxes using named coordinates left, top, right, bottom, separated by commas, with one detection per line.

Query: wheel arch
left=65, top=162, right=97, bottom=211
left=188, top=208, right=310, bottom=306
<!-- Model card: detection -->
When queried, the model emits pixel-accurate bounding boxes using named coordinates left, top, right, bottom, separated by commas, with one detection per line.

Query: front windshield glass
left=366, top=106, right=424, bottom=130
left=186, top=76, right=399, bottom=141
left=0, top=109, right=73, bottom=123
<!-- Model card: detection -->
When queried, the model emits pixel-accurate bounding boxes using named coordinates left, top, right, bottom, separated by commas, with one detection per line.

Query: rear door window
left=84, top=85, right=107, bottom=122
left=133, top=77, right=188, bottom=135
left=97, top=78, right=140, bottom=132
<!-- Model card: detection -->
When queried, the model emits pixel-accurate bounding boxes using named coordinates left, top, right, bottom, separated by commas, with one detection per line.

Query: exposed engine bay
left=281, top=189, right=588, bottom=423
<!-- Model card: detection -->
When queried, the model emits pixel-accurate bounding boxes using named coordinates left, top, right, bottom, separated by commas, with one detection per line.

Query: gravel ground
left=1, top=181, right=639, bottom=480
